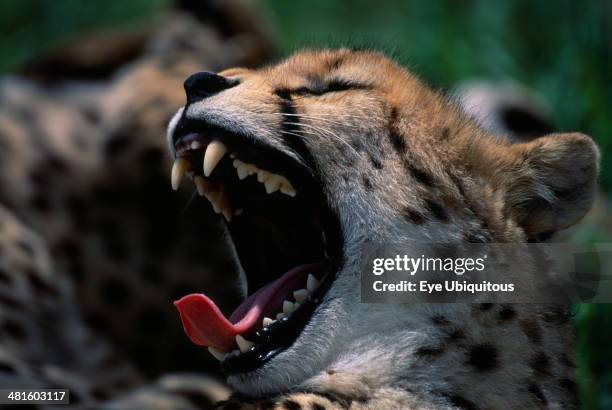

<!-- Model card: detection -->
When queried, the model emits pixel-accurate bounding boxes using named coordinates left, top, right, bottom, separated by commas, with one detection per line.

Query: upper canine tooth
left=307, top=274, right=319, bottom=291
left=235, top=335, right=254, bottom=353
left=208, top=346, right=227, bottom=362
left=203, top=140, right=227, bottom=177
left=171, top=158, right=190, bottom=190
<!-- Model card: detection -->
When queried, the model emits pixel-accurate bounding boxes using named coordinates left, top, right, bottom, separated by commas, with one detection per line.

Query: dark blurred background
left=1, top=0, right=611, bottom=408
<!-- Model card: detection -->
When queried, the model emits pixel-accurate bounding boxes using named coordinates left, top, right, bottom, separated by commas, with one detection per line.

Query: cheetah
left=166, top=49, right=598, bottom=409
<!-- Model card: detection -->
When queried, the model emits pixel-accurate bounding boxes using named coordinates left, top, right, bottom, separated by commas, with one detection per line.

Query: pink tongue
left=174, top=263, right=324, bottom=351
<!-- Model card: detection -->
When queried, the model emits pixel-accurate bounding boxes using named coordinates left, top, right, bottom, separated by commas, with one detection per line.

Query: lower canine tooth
left=307, top=274, right=319, bottom=291
left=235, top=335, right=254, bottom=353
left=194, top=176, right=210, bottom=196
left=222, top=208, right=232, bottom=222
left=171, top=158, right=190, bottom=190
left=263, top=317, right=274, bottom=327
left=208, top=346, right=227, bottom=362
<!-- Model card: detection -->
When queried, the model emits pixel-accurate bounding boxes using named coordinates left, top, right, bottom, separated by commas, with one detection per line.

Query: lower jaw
left=221, top=263, right=337, bottom=375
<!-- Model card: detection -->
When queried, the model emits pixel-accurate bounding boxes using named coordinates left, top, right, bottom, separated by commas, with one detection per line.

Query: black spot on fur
left=424, top=199, right=449, bottom=222
left=389, top=131, right=407, bottom=155
left=0, top=362, right=16, bottom=373
left=362, top=175, right=373, bottom=190
left=0, top=269, right=11, bottom=285
left=30, top=195, right=52, bottom=212
left=463, top=231, right=489, bottom=243
left=478, top=303, right=494, bottom=311
left=105, top=132, right=132, bottom=158
left=528, top=382, right=547, bottom=403
left=520, top=319, right=542, bottom=344
left=415, top=346, right=444, bottom=358
left=312, top=404, right=326, bottom=410
left=560, top=354, right=575, bottom=368
left=529, top=352, right=551, bottom=376
left=408, top=165, right=435, bottom=187
left=2, top=319, right=26, bottom=341
left=26, top=269, right=59, bottom=297
left=282, top=400, right=302, bottom=410
left=543, top=308, right=571, bottom=324
left=440, top=127, right=451, bottom=140
left=101, top=277, right=131, bottom=307
left=369, top=153, right=384, bottom=169
left=329, top=57, right=344, bottom=70
left=447, top=328, right=465, bottom=341
left=466, top=343, right=498, bottom=371
left=446, top=394, right=478, bottom=410
left=498, top=305, right=517, bottom=321
left=558, top=378, right=577, bottom=396
left=403, top=207, right=425, bottom=225
left=432, top=315, right=450, bottom=325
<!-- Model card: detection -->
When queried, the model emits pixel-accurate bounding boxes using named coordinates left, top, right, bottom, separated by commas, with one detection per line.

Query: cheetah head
left=166, top=49, right=598, bottom=397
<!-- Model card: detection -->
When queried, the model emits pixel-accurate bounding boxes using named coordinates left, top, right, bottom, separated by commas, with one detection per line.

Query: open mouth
left=169, top=120, right=342, bottom=375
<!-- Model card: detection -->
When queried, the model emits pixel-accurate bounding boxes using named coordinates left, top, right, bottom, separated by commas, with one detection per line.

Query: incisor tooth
left=257, top=169, right=270, bottom=183
left=171, top=158, right=190, bottom=190
left=293, top=289, right=308, bottom=303
left=208, top=346, right=227, bottom=361
left=283, top=300, right=295, bottom=315
left=203, top=140, right=227, bottom=177
left=307, top=274, right=318, bottom=291
left=263, top=317, right=274, bottom=327
left=264, top=177, right=281, bottom=194
left=233, top=159, right=249, bottom=180
left=276, top=313, right=285, bottom=320
left=235, top=334, right=254, bottom=353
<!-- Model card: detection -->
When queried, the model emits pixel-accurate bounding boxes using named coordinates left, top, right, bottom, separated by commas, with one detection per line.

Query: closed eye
left=292, top=79, right=370, bottom=96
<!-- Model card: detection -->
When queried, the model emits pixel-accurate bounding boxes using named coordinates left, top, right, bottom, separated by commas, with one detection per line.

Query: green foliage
left=0, top=0, right=169, bottom=72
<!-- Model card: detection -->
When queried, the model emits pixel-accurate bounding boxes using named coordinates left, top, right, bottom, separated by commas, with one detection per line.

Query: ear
left=497, top=133, right=599, bottom=239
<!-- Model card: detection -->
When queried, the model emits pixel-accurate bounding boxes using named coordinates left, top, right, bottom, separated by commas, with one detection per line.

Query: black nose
left=183, top=71, right=235, bottom=103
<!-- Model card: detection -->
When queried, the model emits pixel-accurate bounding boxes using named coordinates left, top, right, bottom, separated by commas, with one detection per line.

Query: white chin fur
left=166, top=108, right=184, bottom=158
